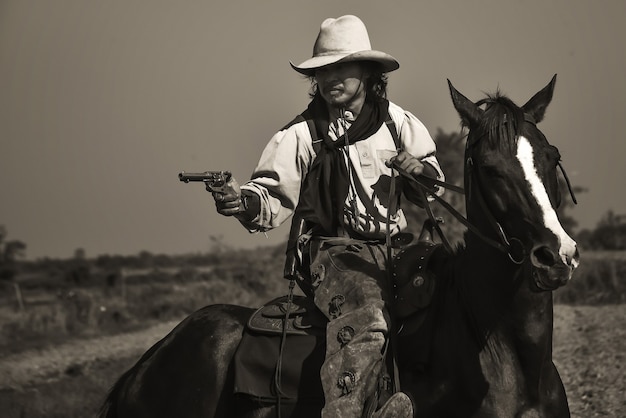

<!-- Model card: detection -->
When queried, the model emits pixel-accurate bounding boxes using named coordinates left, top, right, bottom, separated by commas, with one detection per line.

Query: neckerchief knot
left=296, top=95, right=390, bottom=235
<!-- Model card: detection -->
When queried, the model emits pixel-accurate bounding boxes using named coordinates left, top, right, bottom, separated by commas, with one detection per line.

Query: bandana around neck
left=297, top=95, right=390, bottom=235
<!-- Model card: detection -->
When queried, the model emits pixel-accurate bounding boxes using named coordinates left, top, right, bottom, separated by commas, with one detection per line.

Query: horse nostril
left=531, top=245, right=557, bottom=268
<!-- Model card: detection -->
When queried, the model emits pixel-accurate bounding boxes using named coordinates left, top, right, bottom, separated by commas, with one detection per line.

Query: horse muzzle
left=529, top=243, right=580, bottom=291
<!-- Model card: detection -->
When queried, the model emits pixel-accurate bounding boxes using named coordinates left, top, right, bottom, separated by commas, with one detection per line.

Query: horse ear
left=448, top=79, right=482, bottom=127
left=522, top=74, right=557, bottom=123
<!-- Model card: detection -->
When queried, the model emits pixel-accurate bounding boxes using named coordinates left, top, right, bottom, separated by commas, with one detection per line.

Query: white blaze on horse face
left=516, top=137, right=579, bottom=271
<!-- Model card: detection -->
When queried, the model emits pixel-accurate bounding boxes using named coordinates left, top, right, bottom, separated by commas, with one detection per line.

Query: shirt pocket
left=355, top=142, right=377, bottom=178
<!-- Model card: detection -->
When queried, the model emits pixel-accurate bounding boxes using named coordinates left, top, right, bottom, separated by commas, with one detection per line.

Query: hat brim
left=290, top=50, right=399, bottom=76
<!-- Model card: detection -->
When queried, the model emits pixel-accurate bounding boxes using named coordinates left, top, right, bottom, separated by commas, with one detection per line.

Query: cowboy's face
left=315, top=62, right=368, bottom=109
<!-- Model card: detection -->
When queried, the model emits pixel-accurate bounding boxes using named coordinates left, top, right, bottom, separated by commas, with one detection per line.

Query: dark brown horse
left=99, top=76, right=579, bottom=418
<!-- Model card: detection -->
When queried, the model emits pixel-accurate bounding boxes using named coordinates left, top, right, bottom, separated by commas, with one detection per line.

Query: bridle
left=406, top=161, right=527, bottom=264
left=402, top=113, right=577, bottom=265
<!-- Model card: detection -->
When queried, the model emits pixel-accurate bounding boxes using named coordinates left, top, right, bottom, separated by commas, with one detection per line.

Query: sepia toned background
left=1, top=2, right=625, bottom=417
left=1, top=0, right=624, bottom=259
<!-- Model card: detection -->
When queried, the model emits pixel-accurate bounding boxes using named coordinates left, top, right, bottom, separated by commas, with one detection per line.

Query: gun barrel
left=178, top=171, right=232, bottom=183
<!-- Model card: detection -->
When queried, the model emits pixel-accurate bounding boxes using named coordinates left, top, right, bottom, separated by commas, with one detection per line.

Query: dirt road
left=0, top=320, right=180, bottom=390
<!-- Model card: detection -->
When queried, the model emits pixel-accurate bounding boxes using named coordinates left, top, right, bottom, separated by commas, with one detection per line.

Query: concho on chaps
left=392, top=241, right=440, bottom=319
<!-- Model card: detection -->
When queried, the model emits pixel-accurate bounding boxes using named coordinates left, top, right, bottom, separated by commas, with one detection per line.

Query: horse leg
left=512, top=285, right=570, bottom=417
left=534, top=362, right=570, bottom=418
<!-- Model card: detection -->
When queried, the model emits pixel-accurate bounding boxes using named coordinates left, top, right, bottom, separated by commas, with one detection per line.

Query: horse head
left=448, top=76, right=579, bottom=291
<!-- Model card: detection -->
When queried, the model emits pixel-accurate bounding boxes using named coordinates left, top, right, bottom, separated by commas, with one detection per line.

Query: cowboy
left=211, top=15, right=444, bottom=418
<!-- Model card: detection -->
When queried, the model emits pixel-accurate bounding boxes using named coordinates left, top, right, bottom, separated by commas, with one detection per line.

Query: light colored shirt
left=241, top=101, right=444, bottom=238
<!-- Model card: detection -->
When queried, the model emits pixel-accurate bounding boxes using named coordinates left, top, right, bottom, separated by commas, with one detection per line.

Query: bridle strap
left=525, top=113, right=578, bottom=205
left=414, top=179, right=454, bottom=252
left=464, top=156, right=527, bottom=264
left=557, top=161, right=578, bottom=204
left=406, top=171, right=512, bottom=256
left=420, top=175, right=465, bottom=194
left=398, top=150, right=526, bottom=263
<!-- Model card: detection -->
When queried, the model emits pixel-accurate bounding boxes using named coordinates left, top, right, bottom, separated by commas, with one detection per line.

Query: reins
left=464, top=155, right=527, bottom=264
left=398, top=165, right=522, bottom=261
left=397, top=114, right=577, bottom=264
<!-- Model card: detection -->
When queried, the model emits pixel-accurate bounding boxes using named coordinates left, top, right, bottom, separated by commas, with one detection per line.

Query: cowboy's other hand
left=211, top=178, right=243, bottom=216
left=387, top=151, right=424, bottom=177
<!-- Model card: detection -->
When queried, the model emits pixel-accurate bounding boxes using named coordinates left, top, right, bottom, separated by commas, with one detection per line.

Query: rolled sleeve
left=238, top=121, right=314, bottom=232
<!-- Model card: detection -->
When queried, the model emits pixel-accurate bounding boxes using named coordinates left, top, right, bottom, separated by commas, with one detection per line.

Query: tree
left=0, top=226, right=27, bottom=311
left=0, top=225, right=27, bottom=276
left=583, top=210, right=626, bottom=250
left=66, top=247, right=91, bottom=286
left=138, top=250, right=154, bottom=269
left=74, top=247, right=86, bottom=261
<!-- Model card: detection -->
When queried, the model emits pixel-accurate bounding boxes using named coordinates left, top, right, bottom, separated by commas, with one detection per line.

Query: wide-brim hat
left=290, top=15, right=400, bottom=76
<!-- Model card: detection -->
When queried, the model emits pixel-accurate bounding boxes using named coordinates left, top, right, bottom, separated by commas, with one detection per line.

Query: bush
left=554, top=251, right=626, bottom=305
left=4, top=246, right=619, bottom=356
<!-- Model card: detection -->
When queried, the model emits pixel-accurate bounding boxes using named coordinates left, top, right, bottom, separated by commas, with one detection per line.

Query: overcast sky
left=1, top=0, right=624, bottom=259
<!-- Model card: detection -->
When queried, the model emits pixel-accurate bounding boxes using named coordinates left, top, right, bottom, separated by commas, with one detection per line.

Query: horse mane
left=474, top=92, right=525, bottom=154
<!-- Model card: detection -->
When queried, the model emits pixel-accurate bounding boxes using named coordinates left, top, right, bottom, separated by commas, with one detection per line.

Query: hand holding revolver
left=211, top=179, right=242, bottom=216
left=178, top=170, right=258, bottom=218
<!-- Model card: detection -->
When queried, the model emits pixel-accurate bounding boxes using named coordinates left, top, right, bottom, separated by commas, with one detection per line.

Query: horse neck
left=454, top=205, right=552, bottom=345
left=455, top=206, right=551, bottom=344
left=463, top=202, right=519, bottom=288
left=451, top=227, right=557, bottom=396
left=458, top=230, right=521, bottom=305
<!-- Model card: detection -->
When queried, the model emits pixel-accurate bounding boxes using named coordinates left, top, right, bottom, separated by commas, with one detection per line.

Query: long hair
left=307, top=61, right=389, bottom=102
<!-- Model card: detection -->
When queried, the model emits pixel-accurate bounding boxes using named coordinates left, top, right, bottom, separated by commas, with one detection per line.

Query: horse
left=99, top=76, right=579, bottom=418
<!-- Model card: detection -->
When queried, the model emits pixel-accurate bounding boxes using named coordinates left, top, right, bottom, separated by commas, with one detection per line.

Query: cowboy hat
left=290, top=15, right=400, bottom=76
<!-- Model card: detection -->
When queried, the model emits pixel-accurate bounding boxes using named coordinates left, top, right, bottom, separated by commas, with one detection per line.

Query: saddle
left=393, top=239, right=439, bottom=322
left=233, top=296, right=326, bottom=404
left=233, top=239, right=442, bottom=406
left=246, top=295, right=327, bottom=336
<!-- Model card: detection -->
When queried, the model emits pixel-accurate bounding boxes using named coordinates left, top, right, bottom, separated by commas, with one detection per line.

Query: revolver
left=178, top=170, right=238, bottom=194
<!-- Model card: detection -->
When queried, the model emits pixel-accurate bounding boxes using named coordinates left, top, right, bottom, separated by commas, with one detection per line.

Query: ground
left=0, top=304, right=624, bottom=417
left=552, top=305, right=625, bottom=417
